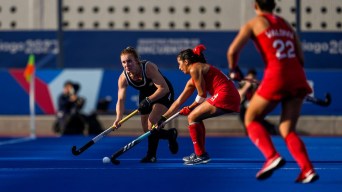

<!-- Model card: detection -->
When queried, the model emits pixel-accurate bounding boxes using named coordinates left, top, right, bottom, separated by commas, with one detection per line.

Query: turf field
left=0, top=135, right=341, bottom=191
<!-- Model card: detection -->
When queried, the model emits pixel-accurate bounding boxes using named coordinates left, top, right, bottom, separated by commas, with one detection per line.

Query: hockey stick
left=71, top=109, right=139, bottom=156
left=236, top=79, right=331, bottom=107
left=305, top=93, right=331, bottom=107
left=110, top=112, right=180, bottom=165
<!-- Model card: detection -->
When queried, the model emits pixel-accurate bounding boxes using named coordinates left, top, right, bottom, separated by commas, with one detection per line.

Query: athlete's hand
left=138, top=97, right=152, bottom=112
left=179, top=106, right=192, bottom=116
left=112, top=119, right=121, bottom=130
left=156, top=115, right=167, bottom=129
left=229, top=66, right=243, bottom=81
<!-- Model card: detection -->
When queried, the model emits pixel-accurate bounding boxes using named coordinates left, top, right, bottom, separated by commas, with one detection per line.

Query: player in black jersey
left=113, top=47, right=178, bottom=163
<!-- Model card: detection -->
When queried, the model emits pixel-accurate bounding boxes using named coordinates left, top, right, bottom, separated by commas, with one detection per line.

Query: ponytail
left=192, top=44, right=206, bottom=56
left=177, top=44, right=207, bottom=64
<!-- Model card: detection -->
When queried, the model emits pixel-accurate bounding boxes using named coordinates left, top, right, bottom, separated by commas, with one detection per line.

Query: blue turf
left=0, top=136, right=341, bottom=192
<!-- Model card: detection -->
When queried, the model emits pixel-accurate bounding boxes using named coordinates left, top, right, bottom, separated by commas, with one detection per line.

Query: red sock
left=285, top=132, right=313, bottom=172
left=247, top=121, right=277, bottom=160
left=188, top=122, right=205, bottom=156
left=199, top=121, right=206, bottom=147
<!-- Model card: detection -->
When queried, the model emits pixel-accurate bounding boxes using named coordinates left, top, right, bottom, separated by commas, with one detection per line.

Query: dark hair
left=120, top=46, right=140, bottom=60
left=64, top=80, right=80, bottom=93
left=247, top=68, right=257, bottom=76
left=64, top=80, right=74, bottom=87
left=255, top=0, right=276, bottom=12
left=177, top=44, right=207, bottom=64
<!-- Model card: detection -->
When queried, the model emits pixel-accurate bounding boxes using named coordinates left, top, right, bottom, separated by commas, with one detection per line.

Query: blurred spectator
left=96, top=96, right=112, bottom=114
left=237, top=69, right=277, bottom=135
left=86, top=96, right=112, bottom=135
left=53, top=80, right=86, bottom=135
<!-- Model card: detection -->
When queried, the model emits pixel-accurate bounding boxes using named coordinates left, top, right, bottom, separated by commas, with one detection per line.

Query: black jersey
left=123, top=60, right=174, bottom=114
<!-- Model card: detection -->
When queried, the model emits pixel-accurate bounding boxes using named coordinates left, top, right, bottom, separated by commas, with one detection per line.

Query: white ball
left=102, top=156, right=110, bottom=164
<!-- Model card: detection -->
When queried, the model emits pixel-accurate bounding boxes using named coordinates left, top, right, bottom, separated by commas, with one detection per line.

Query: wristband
left=146, top=97, right=152, bottom=104
left=160, top=115, right=167, bottom=121
left=195, top=95, right=206, bottom=103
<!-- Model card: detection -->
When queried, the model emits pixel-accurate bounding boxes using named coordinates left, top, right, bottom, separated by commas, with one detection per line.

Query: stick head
left=71, top=146, right=80, bottom=156
left=111, top=158, right=120, bottom=165
left=325, top=93, right=331, bottom=106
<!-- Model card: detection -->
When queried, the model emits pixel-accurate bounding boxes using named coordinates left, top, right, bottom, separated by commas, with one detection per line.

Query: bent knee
left=187, top=113, right=200, bottom=124
left=244, top=115, right=255, bottom=128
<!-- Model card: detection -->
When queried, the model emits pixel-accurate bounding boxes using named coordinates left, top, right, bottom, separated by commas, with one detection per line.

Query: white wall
left=0, top=0, right=340, bottom=31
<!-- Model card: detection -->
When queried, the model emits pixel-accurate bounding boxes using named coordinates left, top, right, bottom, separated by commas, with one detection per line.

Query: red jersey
left=253, top=14, right=312, bottom=100
left=194, top=65, right=240, bottom=112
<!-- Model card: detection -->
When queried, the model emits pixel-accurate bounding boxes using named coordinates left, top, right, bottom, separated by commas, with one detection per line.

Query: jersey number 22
left=273, top=39, right=295, bottom=59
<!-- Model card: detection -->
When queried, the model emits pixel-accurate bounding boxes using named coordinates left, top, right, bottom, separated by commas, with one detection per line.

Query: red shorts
left=207, top=90, right=240, bottom=112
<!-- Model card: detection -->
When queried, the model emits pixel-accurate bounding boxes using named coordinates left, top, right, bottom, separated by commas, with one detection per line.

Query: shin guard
left=247, top=121, right=277, bottom=160
left=147, top=132, right=160, bottom=157
left=188, top=122, right=205, bottom=156
left=285, top=132, right=313, bottom=172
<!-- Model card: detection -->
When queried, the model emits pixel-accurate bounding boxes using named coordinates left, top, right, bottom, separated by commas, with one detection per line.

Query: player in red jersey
left=157, top=44, right=240, bottom=165
left=227, top=0, right=318, bottom=183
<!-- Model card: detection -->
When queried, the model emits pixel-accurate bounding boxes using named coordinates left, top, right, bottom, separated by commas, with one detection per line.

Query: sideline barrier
left=1, top=115, right=341, bottom=137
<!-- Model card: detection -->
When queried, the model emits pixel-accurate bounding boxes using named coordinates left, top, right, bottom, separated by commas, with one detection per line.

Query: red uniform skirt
left=207, top=89, right=241, bottom=112
left=257, top=67, right=312, bottom=101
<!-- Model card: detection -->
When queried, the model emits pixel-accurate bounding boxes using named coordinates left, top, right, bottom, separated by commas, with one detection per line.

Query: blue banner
left=0, top=31, right=341, bottom=69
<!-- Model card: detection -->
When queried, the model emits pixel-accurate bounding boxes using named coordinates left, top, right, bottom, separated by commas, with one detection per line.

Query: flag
left=24, top=54, right=35, bottom=82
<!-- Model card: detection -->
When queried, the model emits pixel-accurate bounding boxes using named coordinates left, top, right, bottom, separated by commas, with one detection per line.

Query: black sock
left=146, top=132, right=159, bottom=157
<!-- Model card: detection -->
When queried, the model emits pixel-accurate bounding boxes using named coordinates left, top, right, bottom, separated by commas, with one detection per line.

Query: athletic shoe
left=256, top=154, right=286, bottom=180
left=140, top=156, right=157, bottom=163
left=168, top=128, right=179, bottom=154
left=295, top=169, right=319, bottom=183
left=183, top=153, right=196, bottom=162
left=183, top=152, right=211, bottom=165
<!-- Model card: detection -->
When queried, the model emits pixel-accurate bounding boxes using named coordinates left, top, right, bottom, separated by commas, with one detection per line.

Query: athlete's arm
left=162, top=79, right=195, bottom=118
left=227, top=20, right=254, bottom=71
left=189, top=64, right=206, bottom=99
left=238, top=81, right=252, bottom=100
left=145, top=62, right=170, bottom=102
left=114, top=73, right=128, bottom=127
